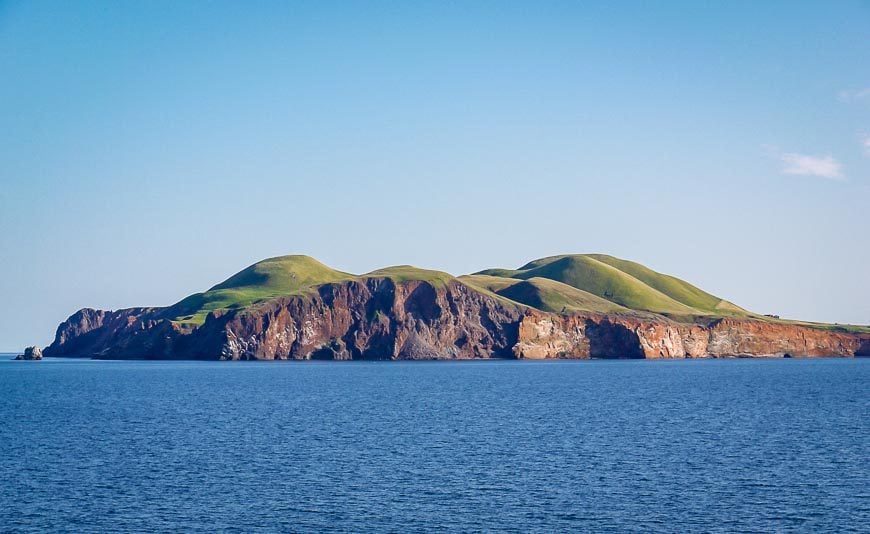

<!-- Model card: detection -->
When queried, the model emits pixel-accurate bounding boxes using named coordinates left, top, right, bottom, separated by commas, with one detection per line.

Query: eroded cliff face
left=45, top=307, right=165, bottom=358
left=45, top=279, right=524, bottom=360
left=44, top=279, right=868, bottom=360
left=513, top=315, right=868, bottom=359
left=217, top=278, right=522, bottom=360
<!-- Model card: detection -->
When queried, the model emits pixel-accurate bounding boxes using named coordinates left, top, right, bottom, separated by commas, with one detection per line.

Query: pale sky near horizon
left=1, top=1, right=869, bottom=350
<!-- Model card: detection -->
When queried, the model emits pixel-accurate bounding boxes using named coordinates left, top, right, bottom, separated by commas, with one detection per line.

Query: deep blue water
left=1, top=356, right=868, bottom=532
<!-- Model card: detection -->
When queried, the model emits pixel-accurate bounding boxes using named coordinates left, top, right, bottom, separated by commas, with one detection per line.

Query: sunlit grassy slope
left=167, top=256, right=354, bottom=325
left=162, top=253, right=867, bottom=333
left=167, top=257, right=457, bottom=325
left=460, top=274, right=627, bottom=314
left=501, top=277, right=630, bottom=314
left=477, top=254, right=748, bottom=317
left=583, top=254, right=747, bottom=314
left=362, top=266, right=454, bottom=287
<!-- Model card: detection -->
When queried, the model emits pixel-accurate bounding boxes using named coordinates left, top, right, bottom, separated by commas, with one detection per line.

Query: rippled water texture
left=1, top=357, right=868, bottom=532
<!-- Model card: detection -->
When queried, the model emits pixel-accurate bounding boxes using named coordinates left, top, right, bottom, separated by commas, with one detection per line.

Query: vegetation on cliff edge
left=168, top=257, right=458, bottom=325
left=161, top=252, right=866, bottom=334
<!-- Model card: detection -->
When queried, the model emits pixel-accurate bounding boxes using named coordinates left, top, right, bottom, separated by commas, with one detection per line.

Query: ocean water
left=1, top=356, right=868, bottom=532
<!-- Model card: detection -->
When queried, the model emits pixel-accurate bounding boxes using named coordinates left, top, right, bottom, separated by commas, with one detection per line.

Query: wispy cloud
left=862, top=135, right=870, bottom=157
left=838, top=87, right=870, bottom=102
left=780, top=152, right=844, bottom=180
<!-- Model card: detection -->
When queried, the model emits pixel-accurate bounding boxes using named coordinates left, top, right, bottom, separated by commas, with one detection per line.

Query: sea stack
left=14, top=346, right=43, bottom=360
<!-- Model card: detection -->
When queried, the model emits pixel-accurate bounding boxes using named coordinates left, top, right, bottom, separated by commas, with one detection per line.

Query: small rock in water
left=14, top=346, right=43, bottom=360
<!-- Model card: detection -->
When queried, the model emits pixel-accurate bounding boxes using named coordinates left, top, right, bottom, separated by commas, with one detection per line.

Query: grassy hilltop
left=166, top=256, right=353, bottom=325
left=161, top=253, right=867, bottom=334
left=459, top=274, right=629, bottom=314
left=474, top=254, right=748, bottom=318
left=167, top=256, right=454, bottom=326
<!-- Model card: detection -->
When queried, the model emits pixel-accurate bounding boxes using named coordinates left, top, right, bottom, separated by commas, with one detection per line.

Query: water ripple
left=0, top=357, right=868, bottom=532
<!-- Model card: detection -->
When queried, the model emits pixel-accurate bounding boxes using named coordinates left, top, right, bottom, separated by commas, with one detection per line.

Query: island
left=43, top=254, right=870, bottom=360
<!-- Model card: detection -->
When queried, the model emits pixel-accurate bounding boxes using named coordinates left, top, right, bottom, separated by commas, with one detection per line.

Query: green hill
left=460, top=274, right=626, bottom=314
left=167, top=258, right=461, bottom=325
left=498, top=277, right=628, bottom=314
left=167, top=255, right=353, bottom=325
left=478, top=254, right=749, bottom=317
left=583, top=254, right=747, bottom=314
left=167, top=252, right=756, bottom=326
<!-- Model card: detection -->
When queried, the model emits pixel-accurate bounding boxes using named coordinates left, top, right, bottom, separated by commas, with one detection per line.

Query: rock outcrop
left=43, top=278, right=869, bottom=360
left=512, top=314, right=866, bottom=359
left=14, top=346, right=43, bottom=360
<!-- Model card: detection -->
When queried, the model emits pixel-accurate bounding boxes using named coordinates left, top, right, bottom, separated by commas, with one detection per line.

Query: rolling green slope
left=584, top=254, right=747, bottom=314
left=473, top=268, right=522, bottom=279
left=497, top=277, right=628, bottom=314
left=508, top=256, right=698, bottom=314
left=167, top=258, right=459, bottom=325
left=459, top=274, right=631, bottom=313
left=459, top=274, right=521, bottom=294
left=166, top=252, right=757, bottom=327
left=363, top=265, right=454, bottom=287
left=167, top=255, right=353, bottom=325
left=461, top=274, right=627, bottom=314
left=476, top=254, right=752, bottom=317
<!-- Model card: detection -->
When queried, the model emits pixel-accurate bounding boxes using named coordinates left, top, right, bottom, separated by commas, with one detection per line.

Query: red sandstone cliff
left=513, top=314, right=868, bottom=359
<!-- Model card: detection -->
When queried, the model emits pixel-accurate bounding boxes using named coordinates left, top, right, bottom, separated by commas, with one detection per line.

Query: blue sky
left=1, top=1, right=869, bottom=349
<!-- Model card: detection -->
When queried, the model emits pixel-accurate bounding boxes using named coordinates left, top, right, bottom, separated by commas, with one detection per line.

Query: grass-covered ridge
left=584, top=254, right=747, bottom=314
left=477, top=254, right=753, bottom=317
left=168, top=258, right=459, bottom=325
left=459, top=274, right=626, bottom=314
left=167, top=255, right=353, bottom=325
left=480, top=255, right=700, bottom=315
left=458, top=274, right=520, bottom=294
left=363, top=265, right=454, bottom=287
left=499, top=277, right=629, bottom=314
left=168, top=253, right=745, bottom=325
left=162, top=252, right=867, bottom=334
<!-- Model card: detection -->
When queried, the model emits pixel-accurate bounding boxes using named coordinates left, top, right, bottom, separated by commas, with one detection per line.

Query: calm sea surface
left=1, top=356, right=868, bottom=532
